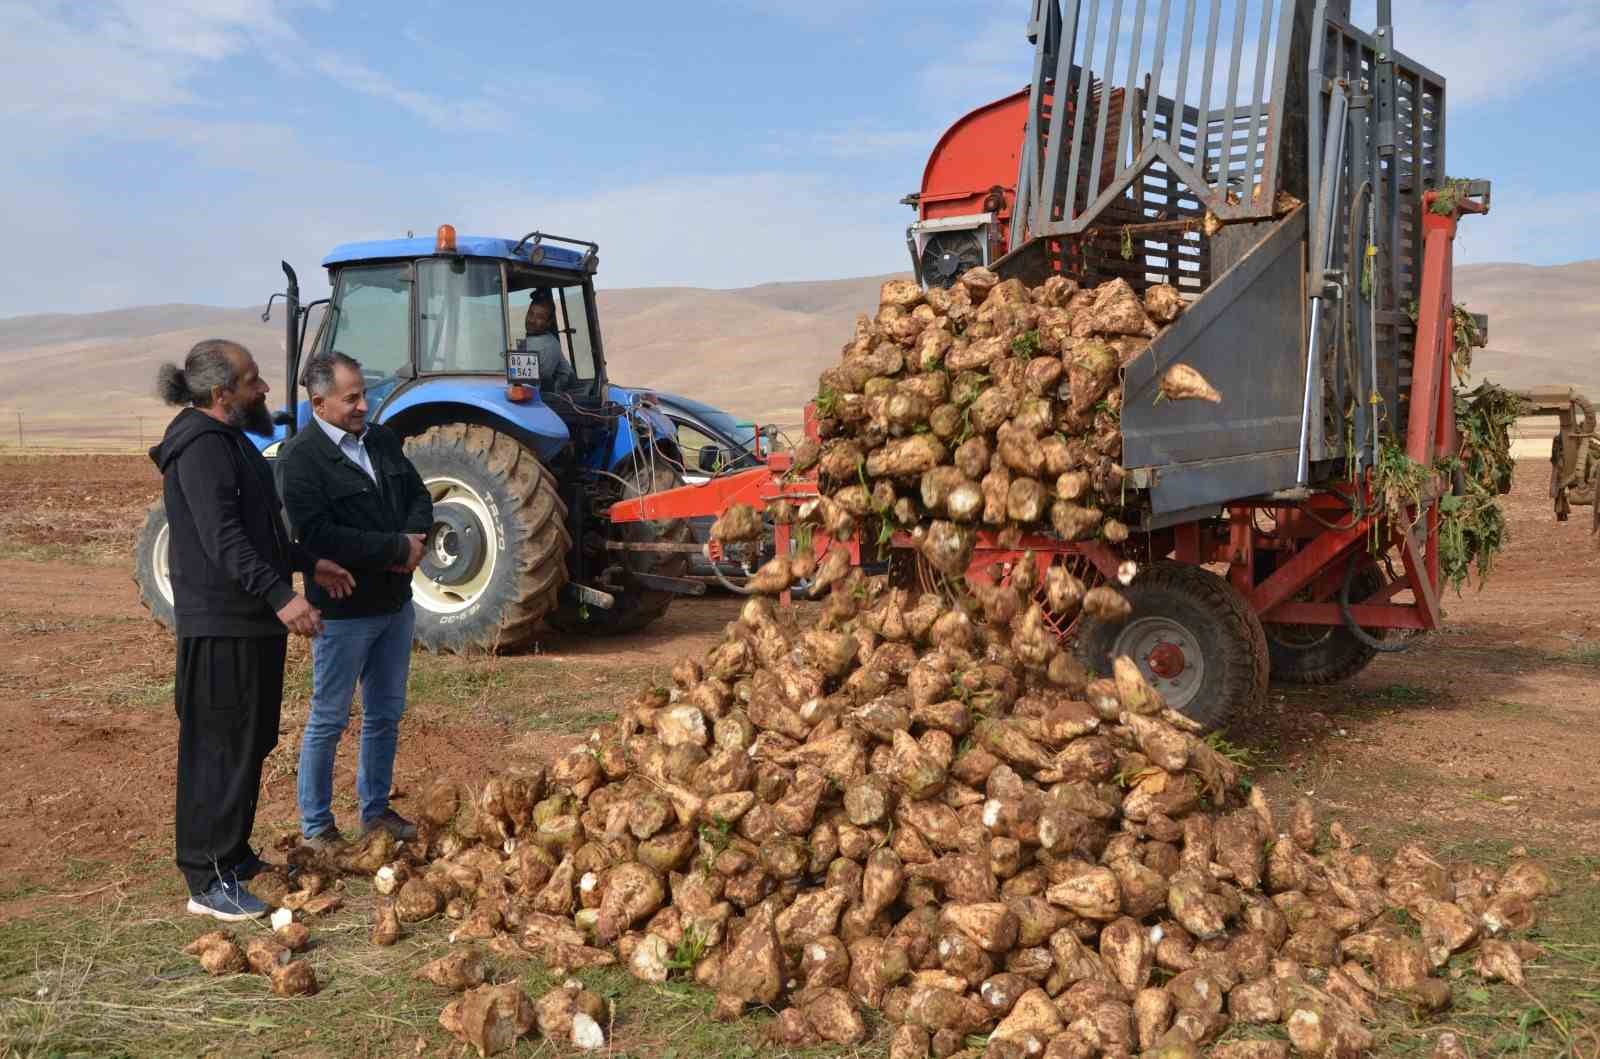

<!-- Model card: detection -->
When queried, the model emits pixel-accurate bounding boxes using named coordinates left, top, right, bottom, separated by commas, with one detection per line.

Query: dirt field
left=0, top=453, right=1597, bottom=1057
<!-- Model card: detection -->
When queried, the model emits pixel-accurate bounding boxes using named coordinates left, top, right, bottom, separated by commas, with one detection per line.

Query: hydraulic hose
left=711, top=561, right=755, bottom=595
left=1338, top=553, right=1412, bottom=653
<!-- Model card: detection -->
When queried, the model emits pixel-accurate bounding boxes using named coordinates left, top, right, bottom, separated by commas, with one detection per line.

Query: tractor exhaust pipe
left=281, top=261, right=300, bottom=438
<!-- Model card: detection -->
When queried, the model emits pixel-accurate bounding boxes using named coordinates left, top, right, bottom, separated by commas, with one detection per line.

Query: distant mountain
left=0, top=277, right=896, bottom=439
left=0, top=304, right=265, bottom=354
left=1455, top=260, right=1599, bottom=393
left=1, top=263, right=1592, bottom=447
left=599, top=276, right=892, bottom=425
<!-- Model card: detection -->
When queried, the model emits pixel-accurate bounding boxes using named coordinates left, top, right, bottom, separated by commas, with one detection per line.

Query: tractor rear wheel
left=133, top=499, right=177, bottom=631
left=547, top=461, right=691, bottom=635
left=1075, top=562, right=1268, bottom=732
left=1264, top=565, right=1384, bottom=685
left=403, top=424, right=570, bottom=653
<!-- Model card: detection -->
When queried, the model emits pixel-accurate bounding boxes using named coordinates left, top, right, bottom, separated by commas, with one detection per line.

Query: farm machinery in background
left=1514, top=387, right=1600, bottom=524
left=135, top=227, right=706, bottom=652
left=612, top=0, right=1554, bottom=729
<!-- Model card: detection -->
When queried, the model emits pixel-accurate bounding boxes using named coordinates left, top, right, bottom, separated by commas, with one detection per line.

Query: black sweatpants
left=174, top=635, right=286, bottom=895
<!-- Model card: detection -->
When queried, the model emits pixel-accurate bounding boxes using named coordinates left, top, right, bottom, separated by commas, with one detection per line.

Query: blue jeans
left=297, top=606, right=414, bottom=838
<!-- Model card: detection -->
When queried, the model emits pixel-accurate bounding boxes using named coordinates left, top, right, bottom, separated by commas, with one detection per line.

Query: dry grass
left=2, top=851, right=1595, bottom=1058
left=400, top=653, right=666, bottom=735
left=0, top=867, right=876, bottom=1058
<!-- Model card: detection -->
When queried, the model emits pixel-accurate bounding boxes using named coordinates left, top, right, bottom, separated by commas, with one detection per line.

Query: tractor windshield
left=323, top=263, right=412, bottom=386
left=418, top=258, right=507, bottom=373
left=322, top=256, right=601, bottom=391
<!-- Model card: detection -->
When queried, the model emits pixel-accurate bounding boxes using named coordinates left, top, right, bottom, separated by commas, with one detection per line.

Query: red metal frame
left=915, top=89, right=1029, bottom=234
left=610, top=197, right=1481, bottom=641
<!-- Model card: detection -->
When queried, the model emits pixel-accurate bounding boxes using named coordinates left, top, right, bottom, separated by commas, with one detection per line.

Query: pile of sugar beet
left=178, top=271, right=1560, bottom=1059
left=766, top=265, right=1222, bottom=586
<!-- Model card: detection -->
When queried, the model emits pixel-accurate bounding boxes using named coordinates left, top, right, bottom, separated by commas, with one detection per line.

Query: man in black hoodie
left=151, top=339, right=354, bottom=920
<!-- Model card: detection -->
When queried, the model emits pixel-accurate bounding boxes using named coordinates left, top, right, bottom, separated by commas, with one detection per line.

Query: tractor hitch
left=628, top=572, right=706, bottom=596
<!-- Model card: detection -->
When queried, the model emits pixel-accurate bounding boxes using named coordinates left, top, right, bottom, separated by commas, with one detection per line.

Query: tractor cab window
left=508, top=278, right=599, bottom=389
left=418, top=258, right=507, bottom=373
left=554, top=287, right=597, bottom=383
left=323, top=264, right=412, bottom=384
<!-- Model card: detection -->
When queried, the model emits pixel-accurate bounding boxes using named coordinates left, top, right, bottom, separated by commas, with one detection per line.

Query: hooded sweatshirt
left=150, top=407, right=313, bottom=637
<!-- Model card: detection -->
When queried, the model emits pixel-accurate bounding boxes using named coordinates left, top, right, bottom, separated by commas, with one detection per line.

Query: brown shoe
left=302, top=827, right=347, bottom=854
left=362, top=809, right=417, bottom=841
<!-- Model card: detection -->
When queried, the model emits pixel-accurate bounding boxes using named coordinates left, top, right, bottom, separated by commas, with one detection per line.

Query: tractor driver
left=518, top=289, right=576, bottom=394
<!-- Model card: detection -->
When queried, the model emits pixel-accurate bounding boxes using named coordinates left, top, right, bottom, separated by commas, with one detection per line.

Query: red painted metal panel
left=1247, top=519, right=1370, bottom=615
left=1259, top=602, right=1428, bottom=630
left=609, top=454, right=809, bottom=524
left=1227, top=507, right=1256, bottom=595
left=1171, top=521, right=1200, bottom=563
left=918, top=90, right=1029, bottom=226
left=1406, top=206, right=1457, bottom=465
left=1400, top=528, right=1442, bottom=630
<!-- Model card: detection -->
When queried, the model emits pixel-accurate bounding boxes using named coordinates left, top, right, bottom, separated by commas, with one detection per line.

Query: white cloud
left=0, top=0, right=276, bottom=129
left=1449, top=189, right=1600, bottom=267
left=0, top=1, right=913, bottom=317
left=0, top=0, right=511, bottom=139
left=1350, top=0, right=1600, bottom=107
left=0, top=153, right=918, bottom=315
left=310, top=54, right=510, bottom=132
left=428, top=170, right=913, bottom=292
left=763, top=125, right=940, bottom=161
left=917, top=18, right=1032, bottom=111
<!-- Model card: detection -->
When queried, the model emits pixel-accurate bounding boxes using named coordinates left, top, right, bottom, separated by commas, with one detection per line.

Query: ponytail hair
left=157, top=363, right=190, bottom=405
left=155, top=339, right=245, bottom=407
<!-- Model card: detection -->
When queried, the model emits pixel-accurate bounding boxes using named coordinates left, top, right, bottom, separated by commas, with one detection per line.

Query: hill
left=1455, top=260, right=1600, bottom=393
left=0, top=277, right=893, bottom=446
left=0, top=262, right=1592, bottom=447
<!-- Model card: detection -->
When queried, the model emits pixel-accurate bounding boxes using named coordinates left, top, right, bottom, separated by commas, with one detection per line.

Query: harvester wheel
left=133, top=499, right=177, bottom=632
left=1076, top=562, right=1268, bottom=732
left=403, top=424, right=570, bottom=653
left=547, top=461, right=691, bottom=635
left=1264, top=564, right=1383, bottom=685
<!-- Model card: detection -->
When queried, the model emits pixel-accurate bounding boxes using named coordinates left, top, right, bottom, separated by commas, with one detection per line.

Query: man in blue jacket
left=278, top=351, right=433, bottom=849
left=151, top=339, right=354, bottom=920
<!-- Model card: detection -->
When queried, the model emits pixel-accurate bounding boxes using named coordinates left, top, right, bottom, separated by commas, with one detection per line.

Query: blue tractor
left=134, top=225, right=698, bottom=651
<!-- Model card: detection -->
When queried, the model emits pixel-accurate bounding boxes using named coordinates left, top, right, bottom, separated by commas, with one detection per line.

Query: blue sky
left=3, top=0, right=1596, bottom=316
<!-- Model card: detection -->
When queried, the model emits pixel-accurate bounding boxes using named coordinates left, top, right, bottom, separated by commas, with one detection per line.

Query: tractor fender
left=376, top=379, right=571, bottom=463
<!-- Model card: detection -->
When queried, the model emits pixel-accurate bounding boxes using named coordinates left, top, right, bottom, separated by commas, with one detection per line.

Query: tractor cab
left=301, top=227, right=629, bottom=463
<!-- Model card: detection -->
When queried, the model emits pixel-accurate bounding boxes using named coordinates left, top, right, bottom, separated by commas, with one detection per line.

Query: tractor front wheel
left=403, top=424, right=570, bottom=653
left=1076, top=562, right=1269, bottom=732
left=133, top=500, right=177, bottom=631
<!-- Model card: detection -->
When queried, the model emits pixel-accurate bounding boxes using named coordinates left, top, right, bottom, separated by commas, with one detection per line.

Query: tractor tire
left=1076, top=562, right=1269, bottom=732
left=1264, top=565, right=1384, bottom=685
left=133, top=499, right=176, bottom=632
left=548, top=461, right=691, bottom=635
left=403, top=424, right=570, bottom=653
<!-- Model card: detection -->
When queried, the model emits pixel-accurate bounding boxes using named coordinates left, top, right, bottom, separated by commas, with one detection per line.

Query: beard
left=229, top=394, right=275, bottom=437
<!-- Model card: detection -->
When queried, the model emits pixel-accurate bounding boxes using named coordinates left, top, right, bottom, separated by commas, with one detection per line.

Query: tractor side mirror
left=697, top=445, right=722, bottom=473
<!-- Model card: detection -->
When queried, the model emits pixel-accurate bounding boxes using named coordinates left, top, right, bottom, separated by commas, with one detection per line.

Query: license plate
left=507, top=352, right=539, bottom=383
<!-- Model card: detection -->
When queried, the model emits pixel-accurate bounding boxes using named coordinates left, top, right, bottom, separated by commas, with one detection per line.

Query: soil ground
left=0, top=453, right=1597, bottom=1057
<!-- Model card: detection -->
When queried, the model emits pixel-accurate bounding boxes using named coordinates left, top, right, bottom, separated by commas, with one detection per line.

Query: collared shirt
left=313, top=412, right=376, bottom=483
